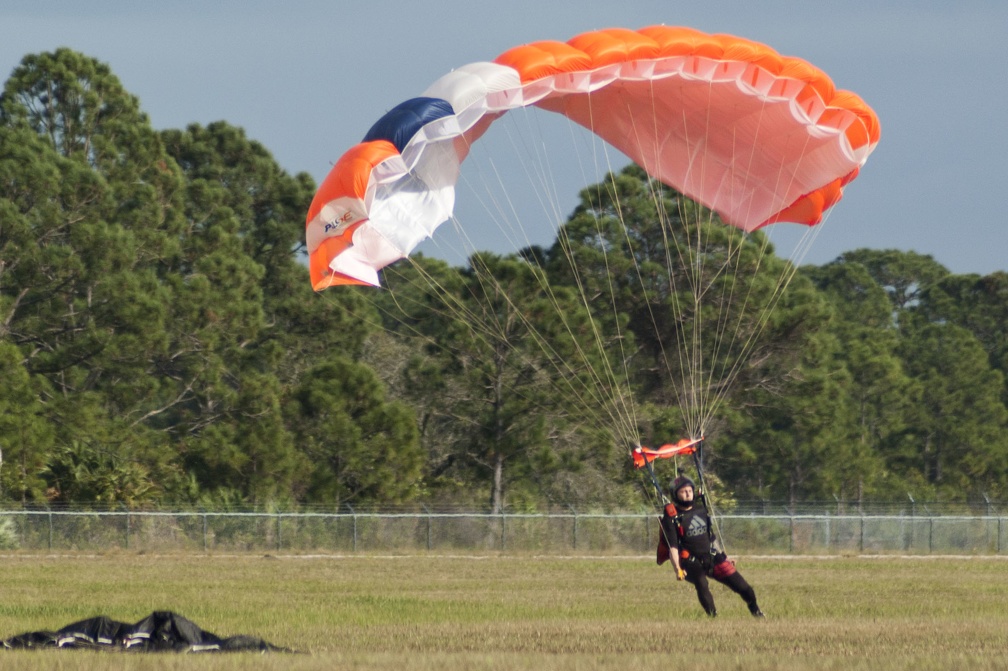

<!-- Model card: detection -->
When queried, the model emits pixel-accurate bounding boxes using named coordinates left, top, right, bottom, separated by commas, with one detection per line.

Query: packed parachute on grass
left=2, top=611, right=291, bottom=653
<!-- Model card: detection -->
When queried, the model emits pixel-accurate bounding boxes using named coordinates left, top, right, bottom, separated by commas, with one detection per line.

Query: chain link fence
left=1, top=508, right=1005, bottom=555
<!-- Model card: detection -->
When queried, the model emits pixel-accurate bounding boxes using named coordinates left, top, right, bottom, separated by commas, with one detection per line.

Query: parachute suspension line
left=395, top=249, right=638, bottom=448
left=598, top=80, right=719, bottom=442
left=325, top=270, right=628, bottom=443
left=642, top=457, right=667, bottom=506
left=674, top=85, right=717, bottom=439
left=642, top=74, right=826, bottom=437
left=676, top=71, right=721, bottom=439
left=450, top=113, right=558, bottom=258
left=639, top=455, right=670, bottom=553
left=667, top=163, right=708, bottom=434
left=383, top=258, right=512, bottom=356
left=546, top=110, right=643, bottom=449
left=361, top=215, right=603, bottom=427
left=690, top=440, right=730, bottom=556
left=702, top=242, right=801, bottom=426
left=418, top=109, right=645, bottom=449
left=430, top=143, right=525, bottom=267
left=698, top=172, right=774, bottom=433
left=445, top=107, right=600, bottom=261
left=695, top=222, right=740, bottom=436
left=505, top=110, right=576, bottom=249
left=698, top=114, right=832, bottom=426
left=576, top=91, right=646, bottom=446
left=626, top=79, right=704, bottom=439
left=599, top=84, right=714, bottom=441
left=695, top=208, right=729, bottom=438
left=685, top=73, right=777, bottom=440
left=652, top=185, right=701, bottom=437
left=693, top=233, right=774, bottom=432
left=700, top=129, right=753, bottom=426
left=638, top=85, right=697, bottom=436
left=683, top=75, right=797, bottom=438
left=497, top=111, right=645, bottom=450
left=320, top=279, right=498, bottom=372
left=512, top=105, right=648, bottom=449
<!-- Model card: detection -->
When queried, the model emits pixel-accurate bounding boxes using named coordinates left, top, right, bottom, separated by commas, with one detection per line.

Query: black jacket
left=661, top=502, right=715, bottom=562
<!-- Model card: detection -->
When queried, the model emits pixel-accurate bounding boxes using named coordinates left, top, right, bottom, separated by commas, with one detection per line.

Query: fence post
left=423, top=504, right=431, bottom=551
left=48, top=509, right=53, bottom=551
left=859, top=515, right=865, bottom=553
left=354, top=509, right=358, bottom=552
left=202, top=512, right=208, bottom=552
left=125, top=509, right=131, bottom=550
left=568, top=505, right=578, bottom=550
left=346, top=504, right=356, bottom=553
left=983, top=494, right=992, bottom=550
left=276, top=513, right=282, bottom=551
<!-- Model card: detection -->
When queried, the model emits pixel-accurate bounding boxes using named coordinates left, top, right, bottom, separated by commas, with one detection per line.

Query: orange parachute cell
left=494, top=40, right=593, bottom=82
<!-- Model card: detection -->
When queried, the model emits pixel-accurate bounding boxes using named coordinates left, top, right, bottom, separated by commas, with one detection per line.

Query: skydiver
left=660, top=476, right=764, bottom=618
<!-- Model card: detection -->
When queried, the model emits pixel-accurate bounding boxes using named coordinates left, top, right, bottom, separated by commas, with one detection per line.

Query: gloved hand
left=676, top=568, right=687, bottom=581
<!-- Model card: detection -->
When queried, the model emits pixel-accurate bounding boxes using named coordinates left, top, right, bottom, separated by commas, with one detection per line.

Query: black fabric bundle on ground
left=3, top=611, right=290, bottom=653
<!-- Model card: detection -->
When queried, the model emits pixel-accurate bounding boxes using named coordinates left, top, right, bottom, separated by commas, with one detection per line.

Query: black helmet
left=670, top=476, right=695, bottom=499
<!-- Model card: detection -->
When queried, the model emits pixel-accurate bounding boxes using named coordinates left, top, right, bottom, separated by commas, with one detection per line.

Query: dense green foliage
left=1, top=50, right=1006, bottom=510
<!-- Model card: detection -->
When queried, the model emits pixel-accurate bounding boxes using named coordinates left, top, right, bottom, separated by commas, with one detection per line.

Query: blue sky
left=3, top=1, right=1006, bottom=275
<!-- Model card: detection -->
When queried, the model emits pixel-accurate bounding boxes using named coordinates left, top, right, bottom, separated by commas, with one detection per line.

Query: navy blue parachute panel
left=363, top=97, right=455, bottom=152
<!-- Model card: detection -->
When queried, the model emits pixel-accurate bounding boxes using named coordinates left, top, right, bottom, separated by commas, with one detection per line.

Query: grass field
left=1, top=552, right=1007, bottom=670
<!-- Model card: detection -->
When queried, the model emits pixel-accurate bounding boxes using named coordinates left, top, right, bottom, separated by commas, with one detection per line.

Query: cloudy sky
left=3, top=1, right=1005, bottom=275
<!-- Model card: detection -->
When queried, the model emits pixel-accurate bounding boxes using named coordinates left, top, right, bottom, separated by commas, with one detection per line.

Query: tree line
left=1, top=50, right=1005, bottom=511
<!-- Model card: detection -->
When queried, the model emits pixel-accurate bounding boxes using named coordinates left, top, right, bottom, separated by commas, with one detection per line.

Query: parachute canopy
left=2, top=611, right=288, bottom=653
left=306, top=25, right=880, bottom=289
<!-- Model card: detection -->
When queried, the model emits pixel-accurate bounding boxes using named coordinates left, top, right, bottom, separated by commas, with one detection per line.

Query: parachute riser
left=642, top=456, right=667, bottom=508
left=640, top=447, right=680, bottom=572
left=691, top=440, right=710, bottom=509
left=689, top=440, right=721, bottom=551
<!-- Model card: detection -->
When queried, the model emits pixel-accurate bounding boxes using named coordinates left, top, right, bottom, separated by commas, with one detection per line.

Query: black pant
left=684, top=560, right=759, bottom=616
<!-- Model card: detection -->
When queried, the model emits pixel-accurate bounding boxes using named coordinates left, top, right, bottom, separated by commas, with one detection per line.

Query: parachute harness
left=634, top=437, right=728, bottom=565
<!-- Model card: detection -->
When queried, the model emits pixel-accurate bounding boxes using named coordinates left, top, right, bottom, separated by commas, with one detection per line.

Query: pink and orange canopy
left=307, top=25, right=880, bottom=290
